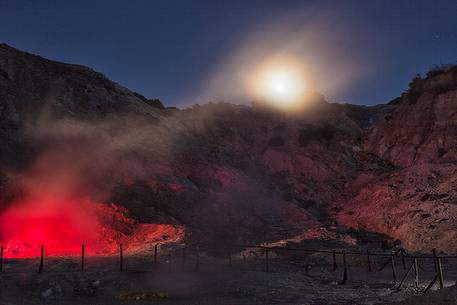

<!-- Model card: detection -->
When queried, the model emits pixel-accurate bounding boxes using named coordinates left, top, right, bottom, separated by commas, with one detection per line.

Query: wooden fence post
left=432, top=248, right=437, bottom=272
left=396, top=260, right=415, bottom=290
left=391, top=255, right=397, bottom=285
left=38, top=245, right=44, bottom=273
left=332, top=250, right=337, bottom=271
left=401, top=249, right=406, bottom=270
left=120, top=244, right=123, bottom=272
left=265, top=248, right=270, bottom=272
left=423, top=274, right=439, bottom=293
left=154, top=244, right=158, bottom=264
left=340, top=251, right=348, bottom=284
left=413, top=258, right=419, bottom=288
left=366, top=249, right=372, bottom=272
left=81, top=244, right=85, bottom=271
left=0, top=245, right=3, bottom=273
left=437, top=257, right=444, bottom=289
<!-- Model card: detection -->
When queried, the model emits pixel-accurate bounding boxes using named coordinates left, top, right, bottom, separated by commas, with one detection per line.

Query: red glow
left=0, top=196, right=184, bottom=258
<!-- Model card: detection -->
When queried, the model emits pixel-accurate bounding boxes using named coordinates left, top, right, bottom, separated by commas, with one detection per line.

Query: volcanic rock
left=365, top=65, right=457, bottom=167
left=2, top=43, right=457, bottom=253
left=339, top=65, right=457, bottom=252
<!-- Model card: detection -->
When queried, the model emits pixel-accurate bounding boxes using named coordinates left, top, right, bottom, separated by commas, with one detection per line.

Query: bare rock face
left=337, top=163, right=457, bottom=252
left=0, top=43, right=165, bottom=169
left=0, top=43, right=162, bottom=121
left=364, top=66, right=457, bottom=167
left=338, top=65, right=457, bottom=252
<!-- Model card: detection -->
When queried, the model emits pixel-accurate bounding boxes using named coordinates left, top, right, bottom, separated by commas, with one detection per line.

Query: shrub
left=298, top=124, right=336, bottom=146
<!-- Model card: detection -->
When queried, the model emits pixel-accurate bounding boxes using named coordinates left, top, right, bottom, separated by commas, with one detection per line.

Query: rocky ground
left=1, top=243, right=454, bottom=305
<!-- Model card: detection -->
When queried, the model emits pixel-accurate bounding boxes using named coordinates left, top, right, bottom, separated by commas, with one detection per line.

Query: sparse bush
left=387, top=96, right=402, bottom=105
left=298, top=124, right=336, bottom=146
left=426, top=64, right=455, bottom=79
left=133, top=91, right=147, bottom=101
left=408, top=73, right=423, bottom=91
left=147, top=98, right=165, bottom=109
left=405, top=63, right=457, bottom=103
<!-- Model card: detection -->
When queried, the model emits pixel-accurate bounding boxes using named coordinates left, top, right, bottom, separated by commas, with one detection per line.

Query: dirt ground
left=1, top=246, right=455, bottom=305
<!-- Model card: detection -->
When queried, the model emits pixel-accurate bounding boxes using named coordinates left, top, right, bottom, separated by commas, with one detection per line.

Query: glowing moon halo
left=262, top=69, right=301, bottom=102
left=249, top=58, right=308, bottom=110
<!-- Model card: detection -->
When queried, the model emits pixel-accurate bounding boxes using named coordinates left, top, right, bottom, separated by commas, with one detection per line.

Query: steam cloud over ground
left=0, top=113, right=184, bottom=257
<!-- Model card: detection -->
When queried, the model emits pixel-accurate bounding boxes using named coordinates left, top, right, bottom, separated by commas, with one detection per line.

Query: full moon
left=249, top=58, right=308, bottom=110
left=261, top=69, right=302, bottom=102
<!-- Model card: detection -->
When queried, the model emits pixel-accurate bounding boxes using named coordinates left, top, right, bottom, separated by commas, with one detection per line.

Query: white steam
left=193, top=6, right=371, bottom=105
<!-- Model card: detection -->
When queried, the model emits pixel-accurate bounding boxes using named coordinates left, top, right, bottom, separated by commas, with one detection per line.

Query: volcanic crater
left=1, top=43, right=457, bottom=258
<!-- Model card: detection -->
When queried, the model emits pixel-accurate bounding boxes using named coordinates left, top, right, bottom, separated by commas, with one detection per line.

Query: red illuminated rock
left=0, top=197, right=184, bottom=258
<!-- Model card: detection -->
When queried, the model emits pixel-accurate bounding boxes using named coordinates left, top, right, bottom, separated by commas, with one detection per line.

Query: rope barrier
left=223, top=244, right=454, bottom=260
left=0, top=242, right=452, bottom=293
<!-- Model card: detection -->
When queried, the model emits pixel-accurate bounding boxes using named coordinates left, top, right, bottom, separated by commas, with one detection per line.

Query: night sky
left=1, top=0, right=456, bottom=107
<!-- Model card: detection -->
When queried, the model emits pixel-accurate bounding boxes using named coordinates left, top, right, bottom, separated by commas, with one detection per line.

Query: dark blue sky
left=1, top=0, right=456, bottom=107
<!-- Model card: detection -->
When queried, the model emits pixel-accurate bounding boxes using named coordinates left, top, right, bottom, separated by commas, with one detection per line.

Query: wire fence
left=0, top=243, right=452, bottom=293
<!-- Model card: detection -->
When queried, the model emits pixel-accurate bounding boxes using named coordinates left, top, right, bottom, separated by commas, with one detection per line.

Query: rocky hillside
left=365, top=65, right=457, bottom=167
left=0, top=43, right=165, bottom=168
left=1, top=43, right=457, bottom=253
left=338, top=65, right=457, bottom=252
